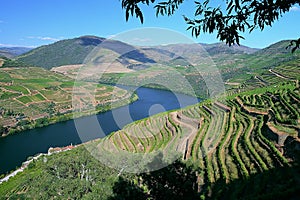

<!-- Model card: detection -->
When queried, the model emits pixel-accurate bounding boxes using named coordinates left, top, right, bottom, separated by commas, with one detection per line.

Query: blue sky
left=0, top=0, right=300, bottom=48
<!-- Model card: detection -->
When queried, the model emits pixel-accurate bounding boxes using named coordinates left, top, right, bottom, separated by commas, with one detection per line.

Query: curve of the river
left=0, top=87, right=199, bottom=175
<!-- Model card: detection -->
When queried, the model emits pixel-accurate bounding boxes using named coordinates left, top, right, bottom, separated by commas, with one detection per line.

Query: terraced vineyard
left=0, top=67, right=136, bottom=135
left=232, top=59, right=300, bottom=94
left=1, top=82, right=299, bottom=199
left=92, top=82, right=300, bottom=199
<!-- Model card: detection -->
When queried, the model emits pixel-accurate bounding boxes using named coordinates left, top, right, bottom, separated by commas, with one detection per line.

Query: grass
left=0, top=67, right=137, bottom=135
left=30, top=94, right=46, bottom=101
left=17, top=96, right=32, bottom=104
left=59, top=81, right=75, bottom=88
left=3, top=85, right=29, bottom=95
left=0, top=92, right=20, bottom=100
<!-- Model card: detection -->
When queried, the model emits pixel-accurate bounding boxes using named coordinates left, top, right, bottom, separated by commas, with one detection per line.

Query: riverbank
left=0, top=87, right=199, bottom=175
left=1, top=92, right=138, bottom=138
left=0, top=143, right=81, bottom=184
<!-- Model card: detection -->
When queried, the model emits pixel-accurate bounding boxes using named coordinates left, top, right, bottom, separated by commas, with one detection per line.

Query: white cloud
left=39, top=37, right=60, bottom=41
left=27, top=36, right=63, bottom=42
left=290, top=6, right=300, bottom=12
left=131, top=37, right=152, bottom=43
left=106, top=34, right=116, bottom=39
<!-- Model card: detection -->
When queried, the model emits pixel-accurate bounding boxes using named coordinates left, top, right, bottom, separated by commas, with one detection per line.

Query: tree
left=109, top=160, right=199, bottom=200
left=121, top=0, right=300, bottom=51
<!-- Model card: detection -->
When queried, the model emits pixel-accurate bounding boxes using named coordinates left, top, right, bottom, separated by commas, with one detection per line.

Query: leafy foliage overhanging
left=121, top=0, right=300, bottom=50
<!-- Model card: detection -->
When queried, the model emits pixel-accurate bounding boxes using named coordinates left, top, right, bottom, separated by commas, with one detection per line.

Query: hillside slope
left=46, top=38, right=299, bottom=98
left=0, top=67, right=136, bottom=136
left=16, top=36, right=158, bottom=70
left=0, top=82, right=299, bottom=199
left=243, top=40, right=300, bottom=70
left=0, top=47, right=32, bottom=58
left=16, top=36, right=105, bottom=69
left=1, top=46, right=299, bottom=198
left=15, top=35, right=259, bottom=70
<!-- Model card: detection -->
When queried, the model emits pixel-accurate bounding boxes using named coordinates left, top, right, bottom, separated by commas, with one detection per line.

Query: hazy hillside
left=40, top=37, right=298, bottom=98
left=0, top=47, right=32, bottom=58
left=15, top=36, right=260, bottom=70
left=243, top=40, right=300, bottom=70
left=201, top=42, right=259, bottom=55
left=223, top=40, right=300, bottom=85
left=15, top=36, right=299, bottom=74
left=16, top=36, right=157, bottom=70
left=14, top=36, right=300, bottom=98
left=15, top=36, right=104, bottom=69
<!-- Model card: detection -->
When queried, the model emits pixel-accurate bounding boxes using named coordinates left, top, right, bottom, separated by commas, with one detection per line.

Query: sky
left=0, top=0, right=300, bottom=48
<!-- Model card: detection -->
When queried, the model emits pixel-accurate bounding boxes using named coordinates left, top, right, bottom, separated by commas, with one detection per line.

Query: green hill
left=243, top=40, right=300, bottom=70
left=16, top=36, right=105, bottom=69
left=85, top=40, right=300, bottom=98
left=14, top=36, right=300, bottom=99
left=0, top=56, right=32, bottom=68
left=14, top=36, right=298, bottom=75
left=16, top=36, right=157, bottom=70
left=15, top=35, right=259, bottom=70
left=1, top=81, right=299, bottom=199
left=0, top=47, right=32, bottom=58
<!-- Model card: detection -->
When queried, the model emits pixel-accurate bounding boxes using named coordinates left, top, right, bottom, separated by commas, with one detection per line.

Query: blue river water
left=0, top=87, right=199, bottom=175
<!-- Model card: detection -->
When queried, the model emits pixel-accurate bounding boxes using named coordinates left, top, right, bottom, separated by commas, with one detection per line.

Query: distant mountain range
left=14, top=35, right=261, bottom=70
left=0, top=47, right=32, bottom=58
left=3, top=36, right=297, bottom=85
left=200, top=42, right=259, bottom=54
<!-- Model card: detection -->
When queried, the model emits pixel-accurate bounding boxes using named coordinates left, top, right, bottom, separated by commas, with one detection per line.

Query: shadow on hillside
left=108, top=160, right=199, bottom=200
left=108, top=159, right=300, bottom=200
left=210, top=164, right=300, bottom=200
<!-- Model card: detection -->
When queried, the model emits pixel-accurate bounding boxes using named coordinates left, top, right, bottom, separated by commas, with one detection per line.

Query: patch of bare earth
left=225, top=82, right=240, bottom=86
left=51, top=64, right=134, bottom=79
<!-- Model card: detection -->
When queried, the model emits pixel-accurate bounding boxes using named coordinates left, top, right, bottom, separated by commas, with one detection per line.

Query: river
left=0, top=87, right=199, bottom=175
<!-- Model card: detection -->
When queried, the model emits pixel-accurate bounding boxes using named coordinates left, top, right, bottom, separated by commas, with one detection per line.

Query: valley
left=0, top=36, right=299, bottom=199
left=0, top=81, right=299, bottom=199
left=14, top=36, right=298, bottom=98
